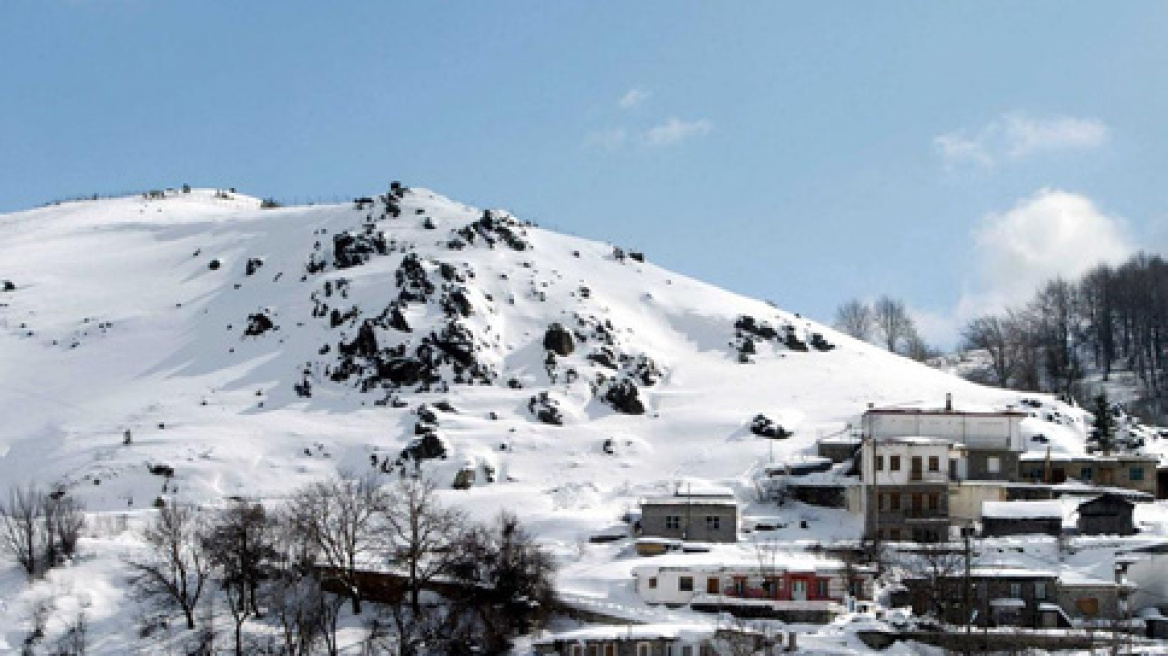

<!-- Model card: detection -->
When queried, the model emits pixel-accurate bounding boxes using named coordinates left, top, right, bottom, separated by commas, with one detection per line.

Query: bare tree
left=379, top=477, right=465, bottom=616
left=287, top=473, right=385, bottom=614
left=203, top=501, right=277, bottom=656
left=0, top=484, right=43, bottom=579
left=872, top=296, right=915, bottom=353
left=834, top=299, right=873, bottom=341
left=899, top=543, right=966, bottom=624
left=445, top=512, right=557, bottom=653
left=962, top=314, right=1015, bottom=386
left=126, top=504, right=212, bottom=630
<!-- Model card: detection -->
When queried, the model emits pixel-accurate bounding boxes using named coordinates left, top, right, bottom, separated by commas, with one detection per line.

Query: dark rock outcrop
left=543, top=323, right=576, bottom=356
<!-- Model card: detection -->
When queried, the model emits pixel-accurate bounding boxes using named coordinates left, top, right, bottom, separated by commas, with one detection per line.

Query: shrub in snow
left=2, top=280, right=15, bottom=292
left=208, top=258, right=222, bottom=271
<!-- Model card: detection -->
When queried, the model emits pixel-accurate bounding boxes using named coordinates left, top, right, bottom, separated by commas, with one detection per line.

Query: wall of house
left=965, top=450, right=1020, bottom=482
left=866, top=412, right=1023, bottom=451
left=982, top=516, right=1061, bottom=538
left=861, top=440, right=951, bottom=487
left=864, top=483, right=949, bottom=541
left=640, top=503, right=737, bottom=543
left=1056, top=584, right=1121, bottom=624
left=948, top=483, right=1008, bottom=523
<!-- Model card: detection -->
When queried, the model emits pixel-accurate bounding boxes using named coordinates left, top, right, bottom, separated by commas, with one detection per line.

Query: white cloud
left=1002, top=114, right=1110, bottom=157
left=618, top=88, right=651, bottom=110
left=957, top=189, right=1132, bottom=319
left=642, top=117, right=712, bottom=148
left=584, top=128, right=628, bottom=150
left=934, top=112, right=1109, bottom=169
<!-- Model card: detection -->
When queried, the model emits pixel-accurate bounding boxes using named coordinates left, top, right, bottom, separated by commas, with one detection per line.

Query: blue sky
left=2, top=2, right=1166, bottom=346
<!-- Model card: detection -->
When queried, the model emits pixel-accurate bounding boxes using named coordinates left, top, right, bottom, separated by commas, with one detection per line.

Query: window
left=648, top=577, right=658, bottom=589
left=816, top=579, right=830, bottom=598
left=1009, top=582, right=1022, bottom=598
left=708, top=577, right=721, bottom=594
left=929, top=493, right=941, bottom=511
left=570, top=646, right=584, bottom=656
left=900, top=493, right=911, bottom=511
left=705, top=515, right=721, bottom=531
left=911, top=456, right=923, bottom=480
left=604, top=645, right=616, bottom=656
left=1080, top=466, right=1094, bottom=481
left=1131, top=467, right=1145, bottom=481
left=637, top=643, right=651, bottom=656
left=880, top=493, right=891, bottom=510
left=890, top=494, right=901, bottom=511
left=1034, top=582, right=1047, bottom=600
left=987, top=456, right=1001, bottom=474
left=665, top=515, right=680, bottom=530
left=588, top=646, right=600, bottom=656
left=681, top=646, right=694, bottom=656
left=875, top=455, right=884, bottom=471
left=929, top=456, right=940, bottom=472
left=679, top=576, right=693, bottom=592
left=890, top=455, right=901, bottom=471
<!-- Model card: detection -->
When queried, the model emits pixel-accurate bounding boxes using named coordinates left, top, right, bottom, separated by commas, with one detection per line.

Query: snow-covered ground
left=0, top=187, right=1109, bottom=652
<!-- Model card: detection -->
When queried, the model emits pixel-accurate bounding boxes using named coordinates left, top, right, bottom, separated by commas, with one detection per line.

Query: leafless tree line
left=0, top=483, right=86, bottom=580
left=960, top=254, right=1168, bottom=418
left=124, top=473, right=555, bottom=656
left=834, top=296, right=936, bottom=361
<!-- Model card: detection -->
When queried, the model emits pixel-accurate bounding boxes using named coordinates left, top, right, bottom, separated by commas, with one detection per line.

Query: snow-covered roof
left=642, top=496, right=738, bottom=507
left=982, top=500, right=1062, bottom=520
left=630, top=551, right=851, bottom=577
left=873, top=435, right=953, bottom=446
left=533, top=623, right=717, bottom=645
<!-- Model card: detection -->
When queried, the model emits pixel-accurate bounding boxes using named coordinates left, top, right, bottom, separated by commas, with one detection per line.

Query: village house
left=1018, top=452, right=1159, bottom=497
left=1076, top=493, right=1136, bottom=536
left=860, top=435, right=953, bottom=542
left=902, top=567, right=1129, bottom=629
left=631, top=554, right=873, bottom=623
left=863, top=396, right=1026, bottom=482
left=638, top=487, right=739, bottom=544
left=980, top=500, right=1064, bottom=537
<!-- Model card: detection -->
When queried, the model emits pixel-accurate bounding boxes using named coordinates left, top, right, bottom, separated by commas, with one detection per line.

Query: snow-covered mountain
left=0, top=185, right=1074, bottom=519
left=0, top=184, right=1101, bottom=653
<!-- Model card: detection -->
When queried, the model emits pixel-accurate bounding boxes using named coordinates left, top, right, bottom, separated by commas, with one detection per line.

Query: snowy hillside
left=0, top=185, right=1084, bottom=652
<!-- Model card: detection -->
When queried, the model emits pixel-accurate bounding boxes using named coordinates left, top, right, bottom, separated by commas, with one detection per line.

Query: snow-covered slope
left=0, top=186, right=1065, bottom=518
left=0, top=186, right=1099, bottom=652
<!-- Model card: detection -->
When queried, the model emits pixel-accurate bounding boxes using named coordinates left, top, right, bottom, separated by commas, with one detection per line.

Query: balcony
left=908, top=470, right=949, bottom=483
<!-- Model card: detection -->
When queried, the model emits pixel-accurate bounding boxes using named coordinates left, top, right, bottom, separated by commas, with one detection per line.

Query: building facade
left=639, top=496, right=738, bottom=543
left=860, top=436, right=952, bottom=542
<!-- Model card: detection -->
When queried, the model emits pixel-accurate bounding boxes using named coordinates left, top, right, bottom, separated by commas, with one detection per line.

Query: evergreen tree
left=1092, top=391, right=1116, bottom=454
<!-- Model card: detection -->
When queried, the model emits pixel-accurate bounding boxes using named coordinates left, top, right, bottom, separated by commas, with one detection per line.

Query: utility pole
left=963, top=527, right=972, bottom=656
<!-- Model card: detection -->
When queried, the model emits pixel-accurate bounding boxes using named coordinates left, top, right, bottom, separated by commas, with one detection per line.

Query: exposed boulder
left=333, top=230, right=388, bottom=269
left=1, top=280, right=14, bottom=292
left=528, top=392, right=564, bottom=426
left=245, top=257, right=264, bottom=276
left=597, top=376, right=645, bottom=415
left=543, top=323, right=576, bottom=356
left=243, top=311, right=276, bottom=337
left=750, top=414, right=792, bottom=439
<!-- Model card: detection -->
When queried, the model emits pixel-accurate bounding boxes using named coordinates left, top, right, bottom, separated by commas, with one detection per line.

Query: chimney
left=945, top=393, right=953, bottom=412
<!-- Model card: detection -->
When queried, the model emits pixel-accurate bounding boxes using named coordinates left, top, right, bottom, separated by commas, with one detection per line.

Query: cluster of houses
left=535, top=395, right=1168, bottom=651
left=804, top=395, right=1162, bottom=542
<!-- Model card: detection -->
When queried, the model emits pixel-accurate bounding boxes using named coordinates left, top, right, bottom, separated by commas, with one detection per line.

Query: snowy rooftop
left=982, top=500, right=1063, bottom=520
